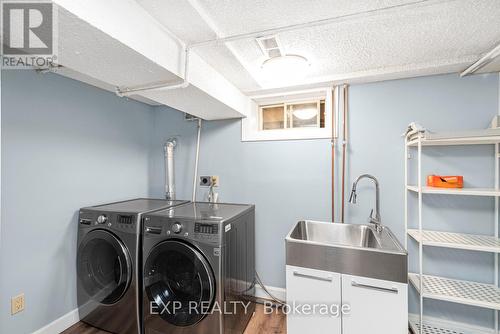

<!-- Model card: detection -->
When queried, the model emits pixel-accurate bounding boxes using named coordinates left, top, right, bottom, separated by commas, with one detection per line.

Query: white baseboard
left=254, top=284, right=286, bottom=302
left=29, top=285, right=285, bottom=334
left=32, top=308, right=79, bottom=334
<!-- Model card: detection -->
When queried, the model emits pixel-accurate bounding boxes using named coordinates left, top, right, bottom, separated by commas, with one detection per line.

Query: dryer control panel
left=194, top=223, right=219, bottom=234
left=78, top=211, right=138, bottom=234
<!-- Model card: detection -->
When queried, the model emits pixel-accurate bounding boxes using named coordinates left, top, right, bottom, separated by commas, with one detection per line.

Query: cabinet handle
left=351, top=281, right=398, bottom=294
left=293, top=270, right=333, bottom=282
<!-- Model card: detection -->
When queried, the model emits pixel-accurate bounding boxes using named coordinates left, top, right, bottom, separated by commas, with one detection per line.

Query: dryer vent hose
left=164, top=138, right=177, bottom=200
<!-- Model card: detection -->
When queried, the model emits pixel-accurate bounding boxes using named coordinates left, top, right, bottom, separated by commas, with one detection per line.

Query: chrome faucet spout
left=349, top=174, right=382, bottom=232
left=348, top=185, right=357, bottom=204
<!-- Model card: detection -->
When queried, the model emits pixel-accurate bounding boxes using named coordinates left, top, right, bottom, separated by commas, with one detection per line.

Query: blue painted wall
left=345, top=74, right=499, bottom=327
left=148, top=73, right=499, bottom=328
left=149, top=109, right=332, bottom=288
left=0, top=70, right=154, bottom=334
left=1, top=70, right=499, bottom=333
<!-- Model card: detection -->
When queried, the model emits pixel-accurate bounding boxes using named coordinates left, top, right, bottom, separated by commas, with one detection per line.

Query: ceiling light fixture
left=261, top=54, right=310, bottom=80
left=293, top=107, right=317, bottom=120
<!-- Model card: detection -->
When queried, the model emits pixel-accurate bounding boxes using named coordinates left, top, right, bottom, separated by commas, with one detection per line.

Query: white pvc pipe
left=117, top=47, right=190, bottom=96
left=461, top=43, right=500, bottom=77
left=192, top=119, right=202, bottom=202
left=189, top=0, right=453, bottom=48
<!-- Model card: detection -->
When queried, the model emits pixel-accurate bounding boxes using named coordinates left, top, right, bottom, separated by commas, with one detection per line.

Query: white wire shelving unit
left=405, top=133, right=500, bottom=334
left=408, top=314, right=494, bottom=334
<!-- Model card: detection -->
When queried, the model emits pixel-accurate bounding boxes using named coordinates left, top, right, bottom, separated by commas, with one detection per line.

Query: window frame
left=260, top=99, right=323, bottom=131
left=242, top=87, right=333, bottom=142
left=259, top=103, right=286, bottom=130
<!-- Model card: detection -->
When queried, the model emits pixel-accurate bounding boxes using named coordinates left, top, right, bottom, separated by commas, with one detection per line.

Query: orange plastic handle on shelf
left=427, top=175, right=464, bottom=188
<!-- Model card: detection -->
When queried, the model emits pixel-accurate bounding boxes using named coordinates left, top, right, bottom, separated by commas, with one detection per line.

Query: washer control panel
left=143, top=217, right=221, bottom=243
left=118, top=215, right=134, bottom=225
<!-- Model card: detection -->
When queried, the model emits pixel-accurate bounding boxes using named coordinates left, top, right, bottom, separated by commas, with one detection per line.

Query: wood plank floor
left=62, top=304, right=286, bottom=334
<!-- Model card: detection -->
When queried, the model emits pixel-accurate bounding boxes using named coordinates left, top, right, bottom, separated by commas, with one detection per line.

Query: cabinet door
left=286, top=265, right=342, bottom=334
left=342, top=274, right=408, bottom=334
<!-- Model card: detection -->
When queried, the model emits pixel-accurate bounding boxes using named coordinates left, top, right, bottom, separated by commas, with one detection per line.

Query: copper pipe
left=331, top=87, right=336, bottom=222
left=341, top=85, right=349, bottom=223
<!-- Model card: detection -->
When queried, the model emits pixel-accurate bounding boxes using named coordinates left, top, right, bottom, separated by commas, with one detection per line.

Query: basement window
left=242, top=88, right=332, bottom=141
left=261, top=100, right=325, bottom=130
left=261, top=104, right=285, bottom=130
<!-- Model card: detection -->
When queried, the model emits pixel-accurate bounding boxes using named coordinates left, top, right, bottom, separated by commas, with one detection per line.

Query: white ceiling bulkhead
left=49, top=0, right=500, bottom=119
left=52, top=0, right=250, bottom=120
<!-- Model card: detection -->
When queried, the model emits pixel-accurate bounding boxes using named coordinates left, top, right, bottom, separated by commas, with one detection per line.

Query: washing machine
left=77, top=198, right=188, bottom=334
left=142, top=202, right=255, bottom=334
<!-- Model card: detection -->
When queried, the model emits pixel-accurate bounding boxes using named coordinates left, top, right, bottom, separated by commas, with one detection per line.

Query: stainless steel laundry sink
left=286, top=220, right=408, bottom=283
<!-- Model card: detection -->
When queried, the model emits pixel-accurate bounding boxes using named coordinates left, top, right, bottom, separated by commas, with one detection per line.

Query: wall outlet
left=211, top=176, right=219, bottom=187
left=200, top=176, right=219, bottom=187
left=11, top=293, right=25, bottom=315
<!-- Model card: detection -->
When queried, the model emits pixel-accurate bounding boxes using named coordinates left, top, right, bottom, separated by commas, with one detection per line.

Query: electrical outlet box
left=200, top=176, right=219, bottom=187
left=200, top=176, right=212, bottom=187
left=11, top=294, right=24, bottom=315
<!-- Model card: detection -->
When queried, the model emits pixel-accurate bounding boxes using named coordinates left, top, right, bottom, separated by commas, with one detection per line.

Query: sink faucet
left=348, top=174, right=382, bottom=232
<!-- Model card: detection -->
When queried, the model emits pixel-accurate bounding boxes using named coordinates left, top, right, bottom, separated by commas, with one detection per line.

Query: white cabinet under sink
left=286, top=265, right=408, bottom=334
left=341, top=274, right=407, bottom=334
left=286, top=265, right=342, bottom=334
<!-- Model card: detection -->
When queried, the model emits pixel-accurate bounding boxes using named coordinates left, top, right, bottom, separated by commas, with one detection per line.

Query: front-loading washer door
left=144, top=240, right=216, bottom=327
left=77, top=229, right=132, bottom=305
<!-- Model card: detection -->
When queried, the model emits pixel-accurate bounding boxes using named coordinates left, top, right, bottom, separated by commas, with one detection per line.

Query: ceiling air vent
left=256, top=35, right=283, bottom=59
